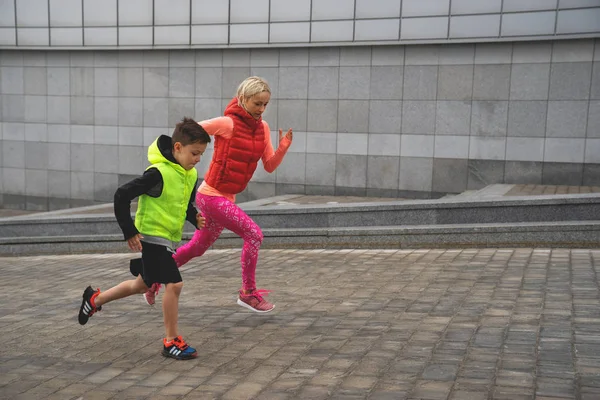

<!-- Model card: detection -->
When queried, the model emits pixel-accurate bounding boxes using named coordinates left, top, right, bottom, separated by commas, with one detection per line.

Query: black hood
left=156, top=134, right=177, bottom=164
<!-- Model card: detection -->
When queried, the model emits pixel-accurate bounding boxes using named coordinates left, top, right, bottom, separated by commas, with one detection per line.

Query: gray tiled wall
left=0, top=38, right=599, bottom=210
left=1, top=0, right=599, bottom=48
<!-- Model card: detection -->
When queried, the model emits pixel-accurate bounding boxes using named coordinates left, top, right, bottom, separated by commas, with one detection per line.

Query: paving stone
left=369, top=390, right=410, bottom=400
left=495, top=370, right=535, bottom=388
left=536, top=377, right=576, bottom=398
left=421, top=364, right=459, bottom=381
left=411, top=380, right=453, bottom=399
left=295, top=385, right=332, bottom=399
left=339, top=374, right=378, bottom=390
left=491, top=386, right=535, bottom=400
left=222, top=382, right=265, bottom=400
left=450, top=391, right=487, bottom=400
left=537, top=397, right=574, bottom=400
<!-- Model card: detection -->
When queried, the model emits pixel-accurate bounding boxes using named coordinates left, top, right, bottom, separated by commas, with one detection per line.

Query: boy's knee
left=134, top=277, right=149, bottom=293
left=167, top=281, right=183, bottom=293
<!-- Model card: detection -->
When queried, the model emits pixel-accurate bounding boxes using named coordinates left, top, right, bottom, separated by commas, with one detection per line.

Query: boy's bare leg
left=95, top=275, right=148, bottom=307
left=163, top=282, right=183, bottom=341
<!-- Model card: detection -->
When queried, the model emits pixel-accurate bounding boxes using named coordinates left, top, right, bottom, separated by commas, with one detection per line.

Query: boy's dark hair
left=172, top=117, right=211, bottom=146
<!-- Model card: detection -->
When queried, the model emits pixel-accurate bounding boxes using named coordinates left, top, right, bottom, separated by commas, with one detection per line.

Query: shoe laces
left=90, top=289, right=102, bottom=314
left=244, top=289, right=271, bottom=302
left=150, top=283, right=161, bottom=295
left=165, top=335, right=189, bottom=351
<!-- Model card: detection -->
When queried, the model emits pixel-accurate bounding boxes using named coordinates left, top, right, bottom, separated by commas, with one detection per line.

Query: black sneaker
left=162, top=336, right=197, bottom=360
left=78, top=286, right=101, bottom=325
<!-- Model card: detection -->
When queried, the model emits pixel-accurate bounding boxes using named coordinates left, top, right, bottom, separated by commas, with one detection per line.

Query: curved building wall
left=0, top=0, right=599, bottom=210
left=0, top=0, right=599, bottom=48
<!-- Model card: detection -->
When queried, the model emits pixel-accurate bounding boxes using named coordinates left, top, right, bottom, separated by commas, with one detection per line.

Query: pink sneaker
left=237, top=289, right=275, bottom=313
left=144, top=283, right=161, bottom=306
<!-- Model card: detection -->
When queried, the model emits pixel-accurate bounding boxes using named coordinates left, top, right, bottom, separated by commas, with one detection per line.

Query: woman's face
left=242, top=91, right=270, bottom=120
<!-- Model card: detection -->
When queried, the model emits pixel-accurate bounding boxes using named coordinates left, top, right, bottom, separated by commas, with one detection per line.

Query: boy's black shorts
left=129, top=241, right=182, bottom=287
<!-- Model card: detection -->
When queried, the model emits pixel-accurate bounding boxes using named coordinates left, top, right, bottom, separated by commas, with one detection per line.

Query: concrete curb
left=1, top=221, right=599, bottom=255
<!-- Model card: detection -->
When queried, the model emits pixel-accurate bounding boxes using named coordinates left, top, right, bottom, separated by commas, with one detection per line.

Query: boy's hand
left=127, top=234, right=143, bottom=252
left=196, top=213, right=206, bottom=229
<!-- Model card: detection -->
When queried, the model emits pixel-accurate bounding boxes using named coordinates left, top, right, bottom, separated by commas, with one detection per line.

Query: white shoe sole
left=143, top=294, right=155, bottom=307
left=237, top=298, right=275, bottom=313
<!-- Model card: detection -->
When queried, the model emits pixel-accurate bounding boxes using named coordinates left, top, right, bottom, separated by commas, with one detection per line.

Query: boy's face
left=173, top=141, right=208, bottom=170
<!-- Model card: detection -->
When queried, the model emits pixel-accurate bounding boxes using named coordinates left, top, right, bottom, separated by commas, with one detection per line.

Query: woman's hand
left=279, top=128, right=293, bottom=143
left=127, top=233, right=143, bottom=252
left=196, top=213, right=206, bottom=229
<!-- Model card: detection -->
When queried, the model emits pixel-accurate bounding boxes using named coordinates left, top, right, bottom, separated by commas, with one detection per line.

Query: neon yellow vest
left=134, top=139, right=197, bottom=242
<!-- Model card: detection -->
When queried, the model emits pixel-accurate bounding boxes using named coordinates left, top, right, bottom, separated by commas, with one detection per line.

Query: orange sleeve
left=197, top=117, right=236, bottom=201
left=262, top=121, right=291, bottom=173
left=198, top=117, right=234, bottom=139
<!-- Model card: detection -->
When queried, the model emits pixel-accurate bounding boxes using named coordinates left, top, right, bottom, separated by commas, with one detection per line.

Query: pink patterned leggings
left=173, top=192, right=263, bottom=290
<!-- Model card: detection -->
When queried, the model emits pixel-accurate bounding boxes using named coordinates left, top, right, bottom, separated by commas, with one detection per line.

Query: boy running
left=78, top=117, right=210, bottom=360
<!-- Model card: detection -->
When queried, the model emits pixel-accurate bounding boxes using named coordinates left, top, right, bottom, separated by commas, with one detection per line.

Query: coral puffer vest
left=204, top=98, right=266, bottom=194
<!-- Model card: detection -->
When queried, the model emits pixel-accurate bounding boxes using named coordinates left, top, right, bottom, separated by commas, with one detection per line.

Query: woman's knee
left=245, top=226, right=263, bottom=245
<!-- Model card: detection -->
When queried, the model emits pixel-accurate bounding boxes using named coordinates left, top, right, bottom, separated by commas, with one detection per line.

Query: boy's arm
left=114, top=168, right=162, bottom=240
left=184, top=178, right=200, bottom=229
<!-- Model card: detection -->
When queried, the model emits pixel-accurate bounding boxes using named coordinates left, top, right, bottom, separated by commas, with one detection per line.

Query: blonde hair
left=236, top=76, right=271, bottom=101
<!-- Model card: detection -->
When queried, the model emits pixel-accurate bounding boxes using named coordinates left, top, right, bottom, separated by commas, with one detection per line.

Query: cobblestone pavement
left=1, top=248, right=600, bottom=400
